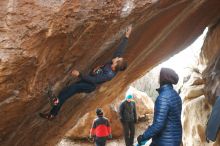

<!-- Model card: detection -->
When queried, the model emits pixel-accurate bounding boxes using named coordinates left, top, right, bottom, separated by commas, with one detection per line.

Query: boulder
left=181, top=84, right=204, bottom=100
left=182, top=96, right=212, bottom=146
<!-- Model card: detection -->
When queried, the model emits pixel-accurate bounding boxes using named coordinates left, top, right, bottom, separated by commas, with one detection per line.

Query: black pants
left=50, top=80, right=96, bottom=116
left=95, top=137, right=107, bottom=146
left=122, top=121, right=135, bottom=146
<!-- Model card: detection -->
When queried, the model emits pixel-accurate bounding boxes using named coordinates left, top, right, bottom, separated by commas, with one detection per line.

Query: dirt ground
left=57, top=122, right=152, bottom=146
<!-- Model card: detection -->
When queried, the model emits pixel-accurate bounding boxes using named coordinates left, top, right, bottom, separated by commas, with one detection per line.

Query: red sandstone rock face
left=1, top=0, right=220, bottom=146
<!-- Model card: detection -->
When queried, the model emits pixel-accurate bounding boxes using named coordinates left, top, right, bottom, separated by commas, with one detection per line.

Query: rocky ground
left=58, top=122, right=152, bottom=146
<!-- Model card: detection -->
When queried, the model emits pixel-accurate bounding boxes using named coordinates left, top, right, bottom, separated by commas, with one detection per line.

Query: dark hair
left=96, top=108, right=103, bottom=116
left=115, top=60, right=128, bottom=71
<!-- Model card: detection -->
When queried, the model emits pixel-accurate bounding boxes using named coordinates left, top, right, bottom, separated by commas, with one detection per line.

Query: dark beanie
left=160, top=68, right=179, bottom=85
left=96, top=108, right=103, bottom=116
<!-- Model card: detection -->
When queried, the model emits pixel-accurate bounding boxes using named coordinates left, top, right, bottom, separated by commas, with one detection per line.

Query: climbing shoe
left=39, top=113, right=55, bottom=121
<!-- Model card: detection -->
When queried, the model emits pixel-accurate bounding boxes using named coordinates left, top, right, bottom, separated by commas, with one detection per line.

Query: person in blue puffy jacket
left=137, top=68, right=182, bottom=146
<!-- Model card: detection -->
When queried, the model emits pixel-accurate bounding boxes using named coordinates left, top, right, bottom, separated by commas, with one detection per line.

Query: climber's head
left=112, top=57, right=128, bottom=71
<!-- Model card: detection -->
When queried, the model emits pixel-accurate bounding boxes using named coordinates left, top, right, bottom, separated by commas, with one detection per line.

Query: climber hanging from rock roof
left=39, top=25, right=133, bottom=120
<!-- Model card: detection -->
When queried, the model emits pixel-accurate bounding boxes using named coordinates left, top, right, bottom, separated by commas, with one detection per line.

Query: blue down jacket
left=142, top=84, right=182, bottom=146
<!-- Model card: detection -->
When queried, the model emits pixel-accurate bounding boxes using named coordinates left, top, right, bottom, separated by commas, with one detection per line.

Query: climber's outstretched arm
left=112, top=25, right=132, bottom=58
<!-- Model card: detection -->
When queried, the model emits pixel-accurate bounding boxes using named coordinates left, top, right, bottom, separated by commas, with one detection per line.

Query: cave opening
left=130, top=27, right=208, bottom=101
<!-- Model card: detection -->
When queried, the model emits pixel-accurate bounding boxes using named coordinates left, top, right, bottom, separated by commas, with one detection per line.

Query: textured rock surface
left=182, top=95, right=212, bottom=146
left=181, top=21, right=220, bottom=146
left=201, top=21, right=220, bottom=104
left=1, top=0, right=220, bottom=146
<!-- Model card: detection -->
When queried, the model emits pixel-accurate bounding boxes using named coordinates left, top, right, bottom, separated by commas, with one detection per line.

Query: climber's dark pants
left=50, top=80, right=96, bottom=116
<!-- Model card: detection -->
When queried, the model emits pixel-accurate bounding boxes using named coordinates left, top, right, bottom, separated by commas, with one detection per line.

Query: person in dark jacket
left=206, top=85, right=220, bottom=142
left=119, top=94, right=137, bottom=146
left=90, top=108, right=112, bottom=146
left=137, top=68, right=182, bottom=146
left=39, top=25, right=132, bottom=120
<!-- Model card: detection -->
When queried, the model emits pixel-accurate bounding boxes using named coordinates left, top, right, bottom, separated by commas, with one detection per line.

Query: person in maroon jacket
left=90, top=108, right=112, bottom=146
